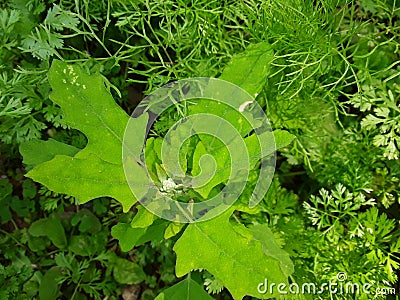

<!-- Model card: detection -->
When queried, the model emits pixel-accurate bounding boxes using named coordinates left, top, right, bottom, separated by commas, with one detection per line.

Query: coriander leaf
left=45, top=5, right=79, bottom=30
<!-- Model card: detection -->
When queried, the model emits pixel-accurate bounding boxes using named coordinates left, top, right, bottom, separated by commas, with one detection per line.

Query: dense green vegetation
left=0, top=0, right=399, bottom=299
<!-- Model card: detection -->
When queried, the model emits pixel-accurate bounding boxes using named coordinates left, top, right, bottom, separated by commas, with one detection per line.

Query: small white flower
left=161, top=178, right=178, bottom=193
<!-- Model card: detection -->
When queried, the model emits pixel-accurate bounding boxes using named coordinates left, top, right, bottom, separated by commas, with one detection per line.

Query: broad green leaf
left=182, top=42, right=294, bottom=198
left=219, top=42, right=273, bottom=97
left=112, top=257, right=146, bottom=284
left=112, top=219, right=168, bottom=251
left=191, top=140, right=229, bottom=198
left=24, top=60, right=149, bottom=211
left=191, top=130, right=295, bottom=198
left=187, top=42, right=274, bottom=140
left=0, top=179, right=13, bottom=222
left=27, top=154, right=135, bottom=205
left=155, top=163, right=168, bottom=182
left=39, top=267, right=62, bottom=300
left=29, top=218, right=49, bottom=238
left=27, top=235, right=49, bottom=252
left=20, top=139, right=80, bottom=168
left=144, top=137, right=162, bottom=180
left=22, top=179, right=37, bottom=199
left=250, top=224, right=294, bottom=277
left=40, top=215, right=67, bottom=249
left=155, top=276, right=214, bottom=300
left=29, top=214, right=67, bottom=249
left=134, top=220, right=169, bottom=246
left=0, top=178, right=12, bottom=199
left=71, top=209, right=101, bottom=233
left=164, top=222, right=186, bottom=239
left=47, top=61, right=130, bottom=164
left=131, top=206, right=158, bottom=228
left=273, top=129, right=296, bottom=149
left=111, top=223, right=146, bottom=252
left=0, top=179, right=36, bottom=219
left=188, top=99, right=253, bottom=137
left=173, top=209, right=291, bottom=299
left=68, top=233, right=107, bottom=256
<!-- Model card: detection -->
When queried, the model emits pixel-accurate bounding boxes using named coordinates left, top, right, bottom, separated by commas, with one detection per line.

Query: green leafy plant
left=300, top=185, right=400, bottom=299
left=21, top=42, right=297, bottom=299
left=1, top=0, right=399, bottom=299
left=303, top=183, right=376, bottom=232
